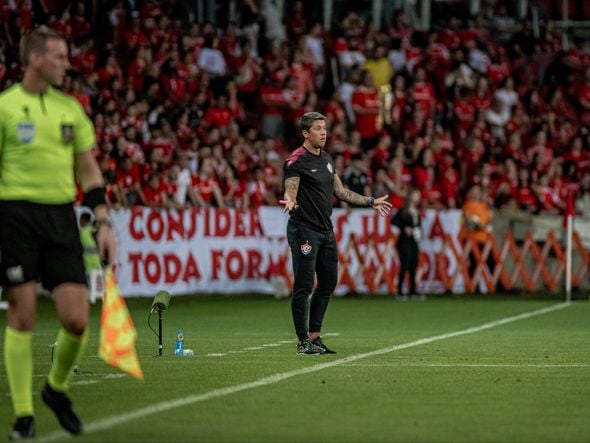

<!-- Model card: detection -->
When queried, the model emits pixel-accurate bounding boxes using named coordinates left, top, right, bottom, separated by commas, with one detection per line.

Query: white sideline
left=38, top=302, right=571, bottom=442
left=344, top=363, right=590, bottom=368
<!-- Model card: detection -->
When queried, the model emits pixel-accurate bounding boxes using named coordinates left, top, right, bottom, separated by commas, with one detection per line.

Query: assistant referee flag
left=99, top=267, right=144, bottom=380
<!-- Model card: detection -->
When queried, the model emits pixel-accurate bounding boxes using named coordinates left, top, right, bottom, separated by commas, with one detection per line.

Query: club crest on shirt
left=61, top=123, right=74, bottom=144
left=300, top=241, right=312, bottom=256
left=326, top=163, right=333, bottom=173
left=17, top=122, right=35, bottom=143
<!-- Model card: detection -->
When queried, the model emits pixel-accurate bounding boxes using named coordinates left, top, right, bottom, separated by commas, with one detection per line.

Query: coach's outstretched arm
left=279, top=176, right=300, bottom=213
left=333, top=175, right=393, bottom=216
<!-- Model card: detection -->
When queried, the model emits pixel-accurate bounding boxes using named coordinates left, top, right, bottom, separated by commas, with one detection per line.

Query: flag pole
left=563, top=188, right=575, bottom=304
left=565, top=213, right=572, bottom=303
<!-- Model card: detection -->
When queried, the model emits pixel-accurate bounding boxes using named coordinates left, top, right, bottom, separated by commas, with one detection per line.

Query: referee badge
left=17, top=122, right=35, bottom=143
left=300, top=241, right=312, bottom=256
left=326, top=163, right=333, bottom=173
left=61, top=123, right=74, bottom=144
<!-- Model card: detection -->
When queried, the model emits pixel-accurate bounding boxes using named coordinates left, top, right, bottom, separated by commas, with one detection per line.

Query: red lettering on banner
left=265, top=254, right=284, bottom=278
left=359, top=214, right=372, bottom=243
left=211, top=250, right=224, bottom=280
left=144, top=253, right=161, bottom=284
left=116, top=208, right=464, bottom=295
left=128, top=208, right=267, bottom=241
left=127, top=251, right=202, bottom=284
left=186, top=208, right=199, bottom=238
left=429, top=214, right=445, bottom=240
left=226, top=250, right=244, bottom=280
left=204, top=208, right=211, bottom=236
left=129, top=252, right=142, bottom=282
left=147, top=211, right=164, bottom=241
left=249, top=208, right=264, bottom=236
left=129, top=207, right=145, bottom=240
left=163, top=253, right=182, bottom=283
left=182, top=253, right=201, bottom=281
left=167, top=210, right=184, bottom=240
left=215, top=208, right=231, bottom=237
left=334, top=212, right=349, bottom=241
left=210, top=249, right=265, bottom=280
left=360, top=213, right=391, bottom=243
left=235, top=208, right=246, bottom=236
left=247, top=249, right=262, bottom=278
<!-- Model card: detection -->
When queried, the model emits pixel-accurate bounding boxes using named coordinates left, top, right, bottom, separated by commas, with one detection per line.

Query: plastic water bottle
left=174, top=328, right=184, bottom=356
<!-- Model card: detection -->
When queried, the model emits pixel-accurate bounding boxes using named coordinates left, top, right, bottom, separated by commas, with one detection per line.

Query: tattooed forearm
left=284, top=176, right=300, bottom=201
left=333, top=174, right=370, bottom=206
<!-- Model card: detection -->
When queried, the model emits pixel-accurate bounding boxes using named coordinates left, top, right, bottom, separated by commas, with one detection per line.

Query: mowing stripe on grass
left=38, top=302, right=571, bottom=442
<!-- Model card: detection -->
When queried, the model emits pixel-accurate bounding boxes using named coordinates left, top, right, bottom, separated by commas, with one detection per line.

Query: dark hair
left=20, top=25, right=65, bottom=67
left=299, top=112, right=327, bottom=132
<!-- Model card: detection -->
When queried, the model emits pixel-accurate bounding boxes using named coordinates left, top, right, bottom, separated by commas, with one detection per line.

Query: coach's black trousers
left=287, top=221, right=338, bottom=341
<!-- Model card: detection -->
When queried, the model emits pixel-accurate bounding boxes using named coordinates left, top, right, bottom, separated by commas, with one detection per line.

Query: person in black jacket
left=392, top=189, right=423, bottom=300
left=280, top=112, right=392, bottom=354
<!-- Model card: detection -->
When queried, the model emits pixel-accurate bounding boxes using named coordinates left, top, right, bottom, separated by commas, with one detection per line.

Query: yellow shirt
left=0, top=84, right=96, bottom=204
left=364, top=58, right=394, bottom=88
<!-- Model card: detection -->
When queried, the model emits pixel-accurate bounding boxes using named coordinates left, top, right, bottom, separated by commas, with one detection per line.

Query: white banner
left=110, top=207, right=464, bottom=296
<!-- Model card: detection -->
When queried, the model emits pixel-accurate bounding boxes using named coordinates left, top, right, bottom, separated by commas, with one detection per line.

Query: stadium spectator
left=191, top=159, right=225, bottom=208
left=0, top=1, right=587, bottom=215
left=142, top=172, right=170, bottom=208
left=343, top=153, right=371, bottom=198
left=352, top=70, right=380, bottom=151
left=115, top=155, right=144, bottom=207
left=364, top=44, right=394, bottom=89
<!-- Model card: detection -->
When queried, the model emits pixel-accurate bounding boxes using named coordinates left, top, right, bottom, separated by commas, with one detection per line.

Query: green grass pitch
left=1, top=295, right=589, bottom=442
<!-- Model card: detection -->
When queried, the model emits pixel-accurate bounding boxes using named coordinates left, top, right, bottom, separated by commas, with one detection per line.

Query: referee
left=0, top=27, right=116, bottom=439
left=280, top=112, right=392, bottom=354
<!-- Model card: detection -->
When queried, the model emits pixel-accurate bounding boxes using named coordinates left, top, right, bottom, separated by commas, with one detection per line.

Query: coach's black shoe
left=312, top=337, right=337, bottom=354
left=42, top=383, right=83, bottom=435
left=297, top=339, right=325, bottom=355
left=9, top=416, right=35, bottom=441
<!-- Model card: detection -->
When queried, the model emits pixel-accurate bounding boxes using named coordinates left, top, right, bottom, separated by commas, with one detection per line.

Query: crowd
left=1, top=0, right=589, bottom=215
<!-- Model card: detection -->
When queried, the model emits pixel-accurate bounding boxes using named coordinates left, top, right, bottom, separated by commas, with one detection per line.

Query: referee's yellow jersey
left=0, top=84, right=96, bottom=204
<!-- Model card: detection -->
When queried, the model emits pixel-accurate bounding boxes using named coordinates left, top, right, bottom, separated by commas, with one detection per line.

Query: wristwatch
left=367, top=196, right=375, bottom=208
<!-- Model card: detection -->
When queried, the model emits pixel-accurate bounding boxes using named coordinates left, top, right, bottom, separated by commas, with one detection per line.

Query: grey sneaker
left=297, top=339, right=325, bottom=355
left=312, top=337, right=336, bottom=354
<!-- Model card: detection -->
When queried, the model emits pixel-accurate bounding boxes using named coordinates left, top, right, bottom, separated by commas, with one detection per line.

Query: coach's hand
left=96, top=219, right=117, bottom=265
left=373, top=195, right=393, bottom=217
left=279, top=195, right=299, bottom=213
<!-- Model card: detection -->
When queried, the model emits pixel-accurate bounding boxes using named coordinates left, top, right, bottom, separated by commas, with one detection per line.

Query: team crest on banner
left=17, top=122, right=35, bottom=143
left=326, top=163, right=333, bottom=173
left=61, top=124, right=74, bottom=144
left=300, top=241, right=312, bottom=255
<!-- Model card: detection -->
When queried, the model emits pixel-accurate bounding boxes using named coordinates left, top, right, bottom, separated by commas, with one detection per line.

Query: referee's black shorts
left=0, top=201, right=87, bottom=291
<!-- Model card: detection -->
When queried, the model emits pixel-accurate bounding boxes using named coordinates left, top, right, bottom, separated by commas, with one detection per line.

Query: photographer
left=392, top=189, right=423, bottom=301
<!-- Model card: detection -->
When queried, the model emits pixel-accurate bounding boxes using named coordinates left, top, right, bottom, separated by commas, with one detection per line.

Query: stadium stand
left=0, top=0, right=589, bottom=217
